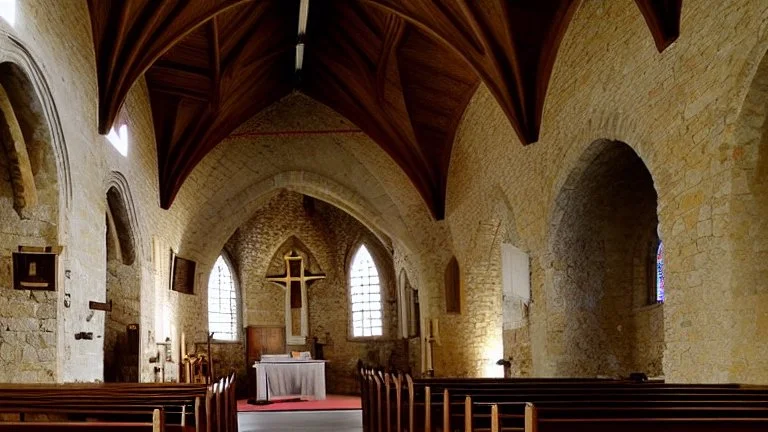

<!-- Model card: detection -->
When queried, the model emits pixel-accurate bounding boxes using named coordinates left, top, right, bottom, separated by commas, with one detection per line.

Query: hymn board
left=266, top=251, right=325, bottom=344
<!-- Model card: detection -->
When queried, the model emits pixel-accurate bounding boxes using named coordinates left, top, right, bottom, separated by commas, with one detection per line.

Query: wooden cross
left=266, top=251, right=325, bottom=344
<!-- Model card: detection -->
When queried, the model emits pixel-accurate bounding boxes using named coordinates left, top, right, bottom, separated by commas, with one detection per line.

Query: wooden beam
left=634, top=0, right=682, bottom=52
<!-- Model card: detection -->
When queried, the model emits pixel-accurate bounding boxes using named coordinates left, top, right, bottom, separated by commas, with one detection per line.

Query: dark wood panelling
left=87, top=0, right=683, bottom=220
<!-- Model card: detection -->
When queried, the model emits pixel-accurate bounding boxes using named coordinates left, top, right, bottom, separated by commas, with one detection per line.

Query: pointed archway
left=103, top=180, right=141, bottom=382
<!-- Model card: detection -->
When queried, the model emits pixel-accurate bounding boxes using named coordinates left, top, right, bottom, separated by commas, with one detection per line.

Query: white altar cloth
left=253, top=360, right=327, bottom=400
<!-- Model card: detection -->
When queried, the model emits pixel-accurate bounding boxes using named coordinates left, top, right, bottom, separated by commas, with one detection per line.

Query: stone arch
left=0, top=81, right=36, bottom=215
left=268, top=235, right=325, bottom=278
left=179, top=171, right=403, bottom=266
left=106, top=187, right=136, bottom=266
left=104, top=171, right=145, bottom=263
left=103, top=173, right=142, bottom=382
left=725, top=47, right=768, bottom=383
left=0, top=35, right=68, bottom=383
left=546, top=139, right=663, bottom=378
left=0, top=33, right=71, bottom=211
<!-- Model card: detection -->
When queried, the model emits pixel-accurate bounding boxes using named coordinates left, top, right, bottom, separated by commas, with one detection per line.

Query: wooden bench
left=357, top=363, right=768, bottom=432
left=0, top=408, right=165, bottom=431
left=0, top=372, right=238, bottom=432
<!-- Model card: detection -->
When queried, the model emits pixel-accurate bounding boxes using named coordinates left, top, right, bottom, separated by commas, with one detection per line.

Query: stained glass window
left=655, top=241, right=665, bottom=303
left=350, top=245, right=383, bottom=337
left=208, top=255, right=237, bottom=341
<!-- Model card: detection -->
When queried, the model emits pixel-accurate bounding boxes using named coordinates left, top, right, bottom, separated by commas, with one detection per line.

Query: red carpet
left=237, top=394, right=361, bottom=412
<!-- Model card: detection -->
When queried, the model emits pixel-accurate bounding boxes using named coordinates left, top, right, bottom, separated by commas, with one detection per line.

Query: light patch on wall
left=483, top=339, right=505, bottom=378
left=106, top=124, right=129, bottom=156
left=501, top=243, right=530, bottom=330
left=0, top=0, right=15, bottom=26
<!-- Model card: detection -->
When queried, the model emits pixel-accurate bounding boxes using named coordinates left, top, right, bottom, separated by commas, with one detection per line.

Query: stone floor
left=238, top=410, right=363, bottom=432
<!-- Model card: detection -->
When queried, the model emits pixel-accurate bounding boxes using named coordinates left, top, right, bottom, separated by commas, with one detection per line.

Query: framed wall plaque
left=170, top=251, right=196, bottom=295
left=12, top=248, right=57, bottom=291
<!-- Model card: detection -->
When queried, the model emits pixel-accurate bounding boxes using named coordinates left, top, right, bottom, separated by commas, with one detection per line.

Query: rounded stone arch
left=0, top=32, right=71, bottom=212
left=0, top=33, right=70, bottom=383
left=544, top=138, right=662, bottom=378
left=178, top=171, right=406, bottom=266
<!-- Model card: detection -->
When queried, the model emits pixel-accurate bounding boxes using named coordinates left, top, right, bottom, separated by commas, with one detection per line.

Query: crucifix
left=266, top=251, right=326, bottom=344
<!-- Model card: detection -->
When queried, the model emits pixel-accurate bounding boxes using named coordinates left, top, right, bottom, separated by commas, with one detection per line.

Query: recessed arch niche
left=103, top=176, right=142, bottom=382
left=548, top=139, right=663, bottom=377
left=0, top=40, right=70, bottom=384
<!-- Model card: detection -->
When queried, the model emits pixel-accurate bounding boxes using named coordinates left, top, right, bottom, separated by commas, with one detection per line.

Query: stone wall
left=0, top=0, right=766, bottom=385
left=0, top=57, right=59, bottom=383
left=547, top=140, right=662, bottom=377
left=226, top=191, right=409, bottom=393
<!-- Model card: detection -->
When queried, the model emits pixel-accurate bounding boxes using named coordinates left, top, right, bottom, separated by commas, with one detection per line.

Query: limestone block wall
left=226, top=191, right=406, bottom=393
left=103, top=259, right=141, bottom=381
left=547, top=141, right=661, bottom=377
left=0, top=50, right=59, bottom=383
left=437, top=0, right=768, bottom=383
left=2, top=0, right=768, bottom=386
left=724, top=48, right=768, bottom=380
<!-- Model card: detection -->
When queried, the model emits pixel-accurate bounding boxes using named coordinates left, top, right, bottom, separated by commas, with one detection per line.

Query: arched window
left=649, top=237, right=665, bottom=304
left=655, top=241, right=665, bottom=303
left=445, top=256, right=461, bottom=314
left=350, top=245, right=382, bottom=337
left=208, top=255, right=238, bottom=341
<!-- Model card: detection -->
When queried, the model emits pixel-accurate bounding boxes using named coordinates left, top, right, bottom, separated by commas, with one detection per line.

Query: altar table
left=253, top=359, right=327, bottom=400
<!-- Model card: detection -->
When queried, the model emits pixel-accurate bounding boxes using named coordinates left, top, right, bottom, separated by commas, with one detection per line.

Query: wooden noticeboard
left=245, top=326, right=285, bottom=400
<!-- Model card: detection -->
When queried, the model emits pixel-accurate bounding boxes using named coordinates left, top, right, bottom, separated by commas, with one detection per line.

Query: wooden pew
left=0, top=372, right=239, bottom=432
left=0, top=408, right=165, bottom=432
left=357, top=363, right=768, bottom=432
left=441, top=388, right=768, bottom=432
left=523, top=402, right=768, bottom=432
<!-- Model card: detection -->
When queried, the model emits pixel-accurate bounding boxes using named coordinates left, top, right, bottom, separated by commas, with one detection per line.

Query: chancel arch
left=176, top=169, right=408, bottom=267
left=226, top=190, right=403, bottom=392
left=546, top=139, right=663, bottom=377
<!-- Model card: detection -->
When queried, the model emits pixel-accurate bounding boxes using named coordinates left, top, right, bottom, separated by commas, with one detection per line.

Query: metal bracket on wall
left=88, top=300, right=112, bottom=312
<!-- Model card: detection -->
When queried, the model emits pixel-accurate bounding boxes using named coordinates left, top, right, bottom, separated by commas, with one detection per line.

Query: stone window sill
left=633, top=302, right=663, bottom=313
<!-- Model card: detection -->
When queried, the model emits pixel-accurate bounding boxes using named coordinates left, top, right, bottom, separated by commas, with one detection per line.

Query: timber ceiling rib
left=87, top=0, right=683, bottom=220
left=634, top=0, right=683, bottom=52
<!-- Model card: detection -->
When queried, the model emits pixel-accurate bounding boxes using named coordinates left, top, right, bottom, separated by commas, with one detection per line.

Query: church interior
left=1, top=0, right=768, bottom=431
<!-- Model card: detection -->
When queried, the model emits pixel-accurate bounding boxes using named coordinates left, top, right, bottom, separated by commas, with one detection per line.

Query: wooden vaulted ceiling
left=88, top=0, right=682, bottom=220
